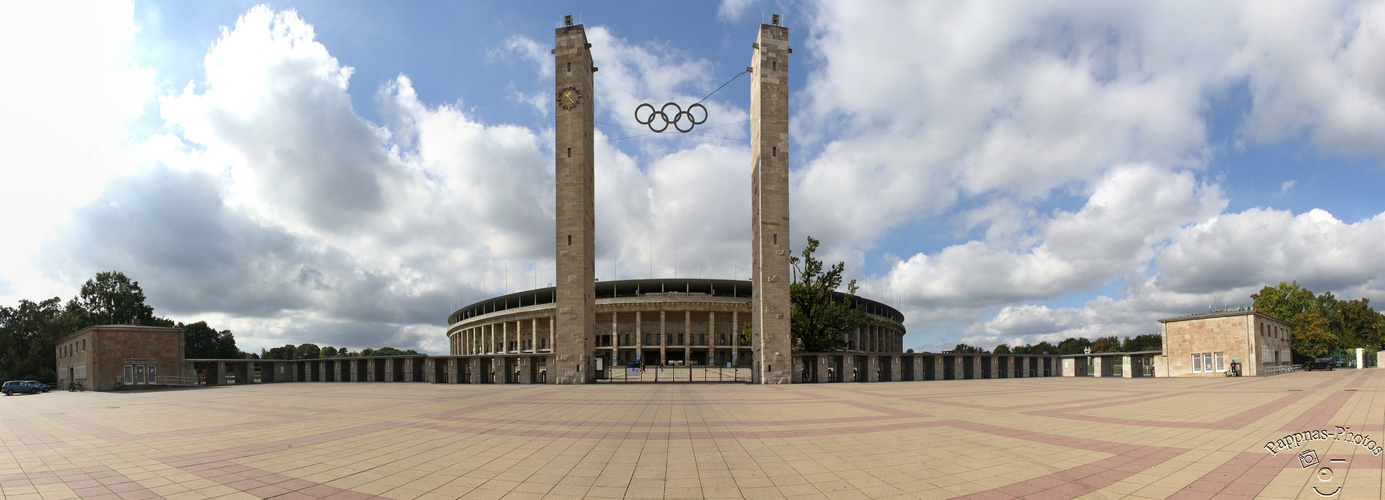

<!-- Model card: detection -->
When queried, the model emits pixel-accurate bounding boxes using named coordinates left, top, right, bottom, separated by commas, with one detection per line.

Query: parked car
left=2, top=380, right=43, bottom=395
left=1304, top=358, right=1336, bottom=371
left=24, top=380, right=51, bottom=393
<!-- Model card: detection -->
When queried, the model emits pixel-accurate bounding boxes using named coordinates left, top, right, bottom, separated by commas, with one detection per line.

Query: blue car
left=24, top=380, right=51, bottom=393
left=2, top=380, right=43, bottom=395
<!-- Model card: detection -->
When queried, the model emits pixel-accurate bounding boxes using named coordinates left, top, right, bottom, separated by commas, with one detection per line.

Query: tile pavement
left=0, top=369, right=1381, bottom=499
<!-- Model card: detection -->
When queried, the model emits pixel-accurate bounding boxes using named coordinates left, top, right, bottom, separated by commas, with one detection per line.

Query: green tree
left=993, top=344, right=1011, bottom=354
left=951, top=343, right=986, bottom=353
left=1056, top=337, right=1092, bottom=355
left=294, top=343, right=320, bottom=359
left=77, top=271, right=160, bottom=326
left=1090, top=336, right=1121, bottom=353
left=1336, top=298, right=1380, bottom=350
left=1031, top=341, right=1056, bottom=355
left=0, top=297, right=75, bottom=381
left=321, top=346, right=338, bottom=358
left=1292, top=310, right=1336, bottom=359
left=180, top=321, right=220, bottom=359
left=1123, top=334, right=1163, bottom=352
left=214, top=331, right=241, bottom=359
left=1252, top=281, right=1317, bottom=324
left=788, top=236, right=871, bottom=352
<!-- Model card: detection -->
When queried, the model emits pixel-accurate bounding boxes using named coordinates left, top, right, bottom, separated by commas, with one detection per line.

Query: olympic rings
left=634, top=102, right=708, bottom=133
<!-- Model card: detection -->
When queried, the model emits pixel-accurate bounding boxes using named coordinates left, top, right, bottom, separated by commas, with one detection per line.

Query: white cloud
left=717, top=0, right=757, bottom=22
left=0, top=0, right=156, bottom=303
left=890, top=165, right=1223, bottom=309
left=1154, top=208, right=1385, bottom=297
left=1281, top=179, right=1296, bottom=193
left=1236, top=0, right=1385, bottom=156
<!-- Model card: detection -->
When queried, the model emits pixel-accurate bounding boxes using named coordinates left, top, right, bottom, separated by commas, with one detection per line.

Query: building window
left=1203, top=353, right=1213, bottom=373
left=1192, top=354, right=1202, bottom=373
left=1214, top=352, right=1225, bottom=372
left=123, top=365, right=134, bottom=385
left=148, top=365, right=157, bottom=384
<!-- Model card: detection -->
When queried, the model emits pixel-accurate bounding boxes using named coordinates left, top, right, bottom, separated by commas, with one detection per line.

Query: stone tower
left=553, top=18, right=596, bottom=384
left=750, top=19, right=791, bottom=384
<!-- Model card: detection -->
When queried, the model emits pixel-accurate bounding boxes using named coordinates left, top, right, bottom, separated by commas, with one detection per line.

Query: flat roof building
left=1158, top=311, right=1292, bottom=377
left=55, top=325, right=190, bottom=391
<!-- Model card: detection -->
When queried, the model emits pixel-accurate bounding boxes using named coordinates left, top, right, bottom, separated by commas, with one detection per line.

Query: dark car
left=1304, top=358, right=1336, bottom=371
left=2, top=380, right=43, bottom=395
left=24, top=380, right=51, bottom=393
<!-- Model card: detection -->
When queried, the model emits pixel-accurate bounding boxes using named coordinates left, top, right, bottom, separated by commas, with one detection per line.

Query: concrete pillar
left=1062, top=358, right=1075, bottom=377
left=1122, top=355, right=1132, bottom=378
left=1093, top=357, right=1105, bottom=378
left=988, top=357, right=999, bottom=379
left=493, top=358, right=506, bottom=384
left=867, top=356, right=880, bottom=382
left=816, top=355, right=831, bottom=383
left=553, top=22, right=597, bottom=384
left=660, top=310, right=667, bottom=365
left=684, top=311, right=692, bottom=366
left=635, top=310, right=643, bottom=362
left=750, top=20, right=792, bottom=384
left=843, top=355, right=855, bottom=382
left=533, top=318, right=539, bottom=353
left=913, top=355, right=925, bottom=381
left=890, top=356, right=901, bottom=382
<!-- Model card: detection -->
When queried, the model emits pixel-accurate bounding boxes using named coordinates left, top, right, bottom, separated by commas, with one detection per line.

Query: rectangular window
left=74, top=363, right=86, bottom=379
left=1203, top=353, right=1213, bottom=373
left=136, top=365, right=145, bottom=384
left=677, top=334, right=684, bottom=345
left=1192, top=354, right=1202, bottom=373
left=58, top=366, right=67, bottom=380
left=123, top=365, right=134, bottom=385
left=148, top=365, right=157, bottom=384
left=1215, top=352, right=1225, bottom=372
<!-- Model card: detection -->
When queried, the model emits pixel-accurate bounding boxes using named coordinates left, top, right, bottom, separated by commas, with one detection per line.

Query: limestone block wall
left=1161, top=311, right=1292, bottom=377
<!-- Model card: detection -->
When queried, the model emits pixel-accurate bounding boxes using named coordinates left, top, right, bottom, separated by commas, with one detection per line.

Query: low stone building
left=55, top=325, right=191, bottom=391
left=1158, top=311, right=1292, bottom=377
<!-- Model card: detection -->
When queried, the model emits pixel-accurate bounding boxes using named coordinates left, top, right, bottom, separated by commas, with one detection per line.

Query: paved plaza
left=1, top=370, right=1382, bottom=499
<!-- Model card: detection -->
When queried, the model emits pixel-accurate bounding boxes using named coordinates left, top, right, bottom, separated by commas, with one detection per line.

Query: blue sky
left=3, top=1, right=1384, bottom=354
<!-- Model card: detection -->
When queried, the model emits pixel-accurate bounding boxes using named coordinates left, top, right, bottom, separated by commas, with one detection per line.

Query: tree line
left=0, top=271, right=245, bottom=382
left=0, top=270, right=427, bottom=382
left=261, top=344, right=419, bottom=360
left=1252, top=281, right=1384, bottom=361
left=947, top=334, right=1164, bottom=356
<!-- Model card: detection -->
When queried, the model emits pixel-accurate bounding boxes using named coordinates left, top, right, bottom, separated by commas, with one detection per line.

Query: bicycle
left=67, top=381, right=84, bottom=392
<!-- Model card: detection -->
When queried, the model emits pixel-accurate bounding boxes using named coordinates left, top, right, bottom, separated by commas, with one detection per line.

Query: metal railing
left=1263, top=364, right=1297, bottom=376
left=155, top=376, right=199, bottom=386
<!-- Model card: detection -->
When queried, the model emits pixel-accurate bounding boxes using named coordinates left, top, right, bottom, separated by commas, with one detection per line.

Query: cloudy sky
left=3, top=0, right=1385, bottom=355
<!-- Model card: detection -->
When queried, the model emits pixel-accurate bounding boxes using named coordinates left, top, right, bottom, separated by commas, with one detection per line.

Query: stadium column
left=750, top=19, right=791, bottom=384
left=553, top=20, right=597, bottom=384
